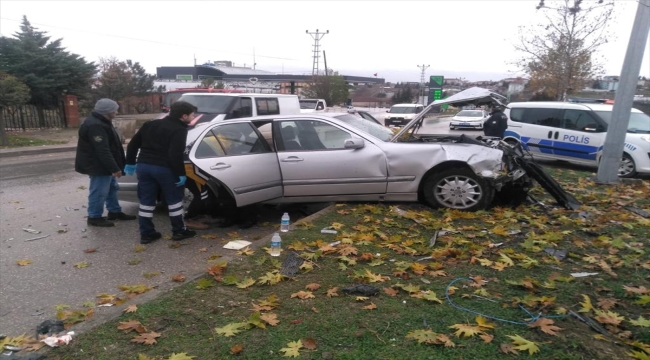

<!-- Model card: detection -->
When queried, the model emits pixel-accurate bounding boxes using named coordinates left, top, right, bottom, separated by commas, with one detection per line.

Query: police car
left=503, top=102, right=650, bottom=177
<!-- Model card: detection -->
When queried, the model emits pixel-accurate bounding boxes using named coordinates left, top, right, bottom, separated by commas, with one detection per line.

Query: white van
left=175, top=93, right=301, bottom=127
left=503, top=102, right=650, bottom=177
left=384, top=104, right=425, bottom=127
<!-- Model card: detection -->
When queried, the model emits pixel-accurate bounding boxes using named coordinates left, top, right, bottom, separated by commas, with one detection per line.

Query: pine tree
left=0, top=16, right=97, bottom=110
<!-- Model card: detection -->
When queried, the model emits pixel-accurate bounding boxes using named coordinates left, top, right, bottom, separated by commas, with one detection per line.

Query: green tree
left=513, top=0, right=614, bottom=100
left=215, top=81, right=225, bottom=89
left=200, top=76, right=216, bottom=88
left=93, top=57, right=155, bottom=102
left=302, top=70, right=349, bottom=106
left=0, top=16, right=96, bottom=110
left=0, top=73, right=31, bottom=146
left=392, top=85, right=414, bottom=104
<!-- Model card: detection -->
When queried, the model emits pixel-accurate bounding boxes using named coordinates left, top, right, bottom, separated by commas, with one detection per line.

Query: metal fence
left=1, top=105, right=66, bottom=131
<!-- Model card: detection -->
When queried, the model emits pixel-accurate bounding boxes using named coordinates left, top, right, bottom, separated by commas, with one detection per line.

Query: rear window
left=178, top=95, right=234, bottom=114
left=256, top=98, right=280, bottom=116
left=389, top=106, right=417, bottom=114
left=457, top=110, right=484, bottom=117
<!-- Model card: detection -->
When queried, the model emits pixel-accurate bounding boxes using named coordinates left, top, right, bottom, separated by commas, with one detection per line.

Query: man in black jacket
left=125, top=101, right=197, bottom=244
left=75, top=98, right=136, bottom=227
left=483, top=104, right=508, bottom=138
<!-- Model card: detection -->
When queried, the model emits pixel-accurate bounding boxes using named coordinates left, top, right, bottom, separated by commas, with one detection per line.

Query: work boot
left=172, top=229, right=197, bottom=241
left=140, top=231, right=162, bottom=245
left=107, top=212, right=137, bottom=221
left=87, top=217, right=115, bottom=227
left=184, top=219, right=209, bottom=230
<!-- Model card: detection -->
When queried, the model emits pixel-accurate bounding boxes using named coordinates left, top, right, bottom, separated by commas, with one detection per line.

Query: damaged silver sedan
left=178, top=109, right=533, bottom=212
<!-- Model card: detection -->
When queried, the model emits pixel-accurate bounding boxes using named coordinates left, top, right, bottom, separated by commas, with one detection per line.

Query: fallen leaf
left=236, top=247, right=254, bottom=256
left=355, top=296, right=369, bottom=302
left=198, top=247, right=208, bottom=252
left=133, top=245, right=146, bottom=253
left=290, top=319, right=302, bottom=325
left=305, top=283, right=321, bottom=291
left=172, top=274, right=186, bottom=282
left=230, top=344, right=243, bottom=355
left=507, top=334, right=540, bottom=355
left=383, top=287, right=399, bottom=297
left=623, top=285, right=650, bottom=295
left=16, top=259, right=33, bottom=266
left=528, top=318, right=563, bottom=336
left=118, top=320, right=147, bottom=333
left=214, top=322, right=250, bottom=337
left=167, top=353, right=196, bottom=360
left=629, top=316, right=650, bottom=327
left=260, top=313, right=280, bottom=326
left=74, top=262, right=90, bottom=269
left=475, top=316, right=496, bottom=330
left=131, top=331, right=161, bottom=345
left=594, top=310, right=625, bottom=326
left=449, top=324, right=482, bottom=338
left=301, top=338, right=317, bottom=350
left=362, top=302, right=377, bottom=310
left=291, top=291, right=315, bottom=300
left=326, top=287, right=339, bottom=297
left=124, top=305, right=138, bottom=313
left=579, top=294, right=594, bottom=313
left=280, top=340, right=303, bottom=357
left=83, top=248, right=97, bottom=253
left=480, top=333, right=494, bottom=343
left=235, top=277, right=256, bottom=289
left=499, top=342, right=519, bottom=354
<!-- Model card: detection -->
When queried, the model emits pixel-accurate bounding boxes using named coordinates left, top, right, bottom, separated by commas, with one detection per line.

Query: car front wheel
left=422, top=168, right=494, bottom=211
left=619, top=154, right=637, bottom=178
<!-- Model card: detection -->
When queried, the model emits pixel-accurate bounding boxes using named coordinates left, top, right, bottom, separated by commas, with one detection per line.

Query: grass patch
left=40, top=166, right=650, bottom=360
left=2, top=135, right=67, bottom=148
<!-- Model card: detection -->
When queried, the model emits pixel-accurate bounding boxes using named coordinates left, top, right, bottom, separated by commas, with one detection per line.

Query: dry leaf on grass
left=326, top=287, right=339, bottom=297
left=383, top=287, right=399, bottom=297
left=305, top=283, right=321, bottom=291
left=124, top=304, right=138, bottom=313
left=302, top=338, right=317, bottom=350
left=117, top=320, right=147, bottom=333
left=172, top=274, right=186, bottom=282
left=290, top=291, right=315, bottom=300
left=528, top=318, right=563, bottom=336
left=362, top=302, right=377, bottom=310
left=230, top=344, right=243, bottom=354
left=131, top=331, right=161, bottom=345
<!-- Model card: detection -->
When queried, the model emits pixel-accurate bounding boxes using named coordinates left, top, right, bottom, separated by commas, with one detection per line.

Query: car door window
left=277, top=120, right=351, bottom=151
left=522, top=108, right=562, bottom=127
left=195, top=130, right=226, bottom=158
left=562, top=110, right=601, bottom=132
left=213, top=122, right=270, bottom=156
left=231, top=97, right=252, bottom=118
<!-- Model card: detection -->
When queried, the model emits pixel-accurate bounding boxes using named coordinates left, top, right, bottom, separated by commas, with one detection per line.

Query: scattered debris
left=570, top=272, right=599, bottom=278
left=4, top=346, right=22, bottom=352
left=341, top=284, right=380, bottom=296
left=280, top=251, right=305, bottom=277
left=222, top=240, right=252, bottom=250
left=320, top=228, right=338, bottom=234
left=42, top=331, right=74, bottom=347
left=22, top=228, right=40, bottom=235
left=544, top=248, right=567, bottom=261
left=571, top=212, right=593, bottom=220
left=508, top=230, right=522, bottom=235
left=624, top=206, right=650, bottom=218
left=569, top=311, right=613, bottom=339
left=36, top=320, right=64, bottom=336
left=25, top=234, right=50, bottom=242
left=328, top=241, right=341, bottom=247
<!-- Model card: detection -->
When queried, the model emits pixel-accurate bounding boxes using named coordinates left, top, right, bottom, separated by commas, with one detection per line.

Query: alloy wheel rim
left=618, top=157, right=634, bottom=177
left=434, top=175, right=482, bottom=209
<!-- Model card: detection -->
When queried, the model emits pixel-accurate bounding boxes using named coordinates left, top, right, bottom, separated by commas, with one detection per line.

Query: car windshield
left=334, top=114, right=394, bottom=142
left=593, top=111, right=650, bottom=133
left=299, top=100, right=318, bottom=109
left=164, top=92, right=185, bottom=107
left=457, top=110, right=483, bottom=117
left=178, top=95, right=235, bottom=114
left=389, top=107, right=417, bottom=114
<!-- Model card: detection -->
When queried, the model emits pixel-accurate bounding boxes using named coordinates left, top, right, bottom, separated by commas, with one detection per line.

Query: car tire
left=619, top=154, right=637, bottom=178
left=449, top=126, right=455, bottom=130
left=422, top=168, right=494, bottom=211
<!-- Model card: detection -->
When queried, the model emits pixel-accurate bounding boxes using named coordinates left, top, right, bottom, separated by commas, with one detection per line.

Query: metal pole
left=323, top=50, right=328, bottom=76
left=596, top=0, right=650, bottom=184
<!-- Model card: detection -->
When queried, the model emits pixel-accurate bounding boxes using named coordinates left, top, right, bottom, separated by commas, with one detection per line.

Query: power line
left=0, top=17, right=297, bottom=61
left=306, top=29, right=328, bottom=76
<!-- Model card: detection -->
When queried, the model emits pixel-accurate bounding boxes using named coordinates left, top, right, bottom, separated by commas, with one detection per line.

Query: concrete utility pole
left=417, top=64, right=430, bottom=104
left=596, top=0, right=650, bottom=184
left=306, top=29, right=329, bottom=76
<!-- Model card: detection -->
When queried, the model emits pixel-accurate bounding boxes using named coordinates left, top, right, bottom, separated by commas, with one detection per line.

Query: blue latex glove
left=175, top=175, right=187, bottom=187
left=124, top=164, right=137, bottom=176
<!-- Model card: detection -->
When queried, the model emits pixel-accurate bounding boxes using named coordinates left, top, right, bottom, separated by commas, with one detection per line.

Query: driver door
left=189, top=121, right=282, bottom=207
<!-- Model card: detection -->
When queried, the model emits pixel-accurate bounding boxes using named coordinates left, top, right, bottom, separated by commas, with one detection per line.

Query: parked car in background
left=504, top=102, right=650, bottom=178
left=299, top=99, right=327, bottom=113
left=449, top=109, right=488, bottom=130
left=384, top=104, right=424, bottom=127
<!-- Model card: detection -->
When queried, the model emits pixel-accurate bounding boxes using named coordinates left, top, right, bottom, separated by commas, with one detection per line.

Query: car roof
left=507, top=101, right=643, bottom=113
left=180, top=93, right=298, bottom=98
left=391, top=103, right=421, bottom=107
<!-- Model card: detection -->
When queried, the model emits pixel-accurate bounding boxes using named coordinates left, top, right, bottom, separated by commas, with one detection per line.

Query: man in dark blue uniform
left=483, top=104, right=508, bottom=138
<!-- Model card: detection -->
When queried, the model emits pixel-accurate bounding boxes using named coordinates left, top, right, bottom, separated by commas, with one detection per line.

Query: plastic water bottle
left=270, top=233, right=282, bottom=257
left=280, top=212, right=290, bottom=232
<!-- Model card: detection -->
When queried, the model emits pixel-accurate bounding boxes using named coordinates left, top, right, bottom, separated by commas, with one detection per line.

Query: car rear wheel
left=619, top=154, right=637, bottom=178
left=422, top=168, right=494, bottom=211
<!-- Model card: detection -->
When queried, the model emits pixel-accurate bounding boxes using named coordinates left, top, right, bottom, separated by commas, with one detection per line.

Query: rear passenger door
left=507, top=107, right=562, bottom=159
left=553, top=109, right=607, bottom=164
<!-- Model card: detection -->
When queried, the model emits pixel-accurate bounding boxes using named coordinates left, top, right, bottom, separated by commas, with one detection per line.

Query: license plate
left=392, top=120, right=402, bottom=124
left=460, top=122, right=470, bottom=126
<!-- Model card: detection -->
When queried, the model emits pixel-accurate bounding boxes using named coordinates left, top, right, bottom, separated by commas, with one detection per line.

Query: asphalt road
left=0, top=154, right=326, bottom=337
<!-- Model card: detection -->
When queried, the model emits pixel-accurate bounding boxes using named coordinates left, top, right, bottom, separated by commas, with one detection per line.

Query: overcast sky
left=1, top=0, right=648, bottom=83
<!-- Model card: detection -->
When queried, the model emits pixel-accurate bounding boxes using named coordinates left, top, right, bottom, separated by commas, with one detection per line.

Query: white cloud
left=0, top=0, right=647, bottom=82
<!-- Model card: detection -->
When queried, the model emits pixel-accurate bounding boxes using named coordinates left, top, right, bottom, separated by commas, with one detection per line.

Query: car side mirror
left=344, top=138, right=364, bottom=149
left=386, top=110, right=389, bottom=113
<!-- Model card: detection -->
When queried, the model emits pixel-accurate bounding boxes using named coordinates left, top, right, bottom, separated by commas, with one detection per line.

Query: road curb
left=0, top=146, right=77, bottom=158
